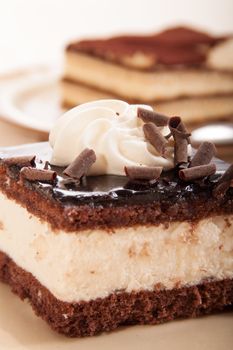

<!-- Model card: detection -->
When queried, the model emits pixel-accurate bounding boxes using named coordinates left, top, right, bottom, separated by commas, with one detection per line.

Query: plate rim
left=0, top=66, right=61, bottom=133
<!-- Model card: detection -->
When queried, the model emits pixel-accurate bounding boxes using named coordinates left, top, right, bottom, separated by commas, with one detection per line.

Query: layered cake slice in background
left=0, top=100, right=232, bottom=337
left=62, top=27, right=233, bottom=125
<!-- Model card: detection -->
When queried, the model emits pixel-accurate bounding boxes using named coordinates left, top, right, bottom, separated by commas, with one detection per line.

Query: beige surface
left=0, top=118, right=47, bottom=147
left=0, top=117, right=233, bottom=349
left=0, top=281, right=233, bottom=350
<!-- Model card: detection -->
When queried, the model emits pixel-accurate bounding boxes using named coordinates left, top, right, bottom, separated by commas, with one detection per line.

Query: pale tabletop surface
left=0, top=118, right=47, bottom=147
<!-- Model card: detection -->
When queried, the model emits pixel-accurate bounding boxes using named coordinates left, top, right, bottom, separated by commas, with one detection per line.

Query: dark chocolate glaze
left=0, top=142, right=231, bottom=209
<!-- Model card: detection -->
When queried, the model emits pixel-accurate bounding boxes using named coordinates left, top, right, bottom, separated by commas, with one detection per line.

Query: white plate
left=0, top=67, right=64, bottom=133
left=0, top=282, right=232, bottom=350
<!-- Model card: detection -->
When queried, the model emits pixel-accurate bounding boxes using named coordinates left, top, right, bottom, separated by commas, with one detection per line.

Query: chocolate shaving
left=63, top=148, right=96, bottom=180
left=179, top=163, right=216, bottom=181
left=124, top=165, right=162, bottom=180
left=213, top=164, right=233, bottom=198
left=169, top=116, right=191, bottom=165
left=2, top=155, right=36, bottom=167
left=190, top=142, right=216, bottom=167
left=165, top=132, right=172, bottom=140
left=43, top=161, right=50, bottom=170
left=20, top=167, right=57, bottom=183
left=138, top=108, right=169, bottom=127
left=143, top=123, right=168, bottom=156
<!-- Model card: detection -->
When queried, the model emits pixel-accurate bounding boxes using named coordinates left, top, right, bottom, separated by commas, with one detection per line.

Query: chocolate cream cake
left=0, top=100, right=232, bottom=337
left=62, top=26, right=233, bottom=125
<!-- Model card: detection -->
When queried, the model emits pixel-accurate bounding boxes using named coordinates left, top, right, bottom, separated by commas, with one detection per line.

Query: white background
left=0, top=0, right=233, bottom=73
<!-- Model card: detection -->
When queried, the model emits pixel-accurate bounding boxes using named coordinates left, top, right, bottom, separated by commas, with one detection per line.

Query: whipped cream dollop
left=49, top=100, right=173, bottom=175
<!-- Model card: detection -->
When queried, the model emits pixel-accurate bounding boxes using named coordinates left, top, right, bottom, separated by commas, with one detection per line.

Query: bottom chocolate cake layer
left=0, top=251, right=232, bottom=337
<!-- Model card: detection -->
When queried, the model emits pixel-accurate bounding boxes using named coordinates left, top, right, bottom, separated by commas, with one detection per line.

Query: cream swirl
left=49, top=100, right=174, bottom=175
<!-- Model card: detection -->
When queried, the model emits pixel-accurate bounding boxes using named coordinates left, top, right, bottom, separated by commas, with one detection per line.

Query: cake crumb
left=139, top=242, right=150, bottom=257
left=181, top=223, right=199, bottom=244
left=128, top=242, right=151, bottom=258
left=171, top=277, right=182, bottom=288
left=128, top=245, right=136, bottom=258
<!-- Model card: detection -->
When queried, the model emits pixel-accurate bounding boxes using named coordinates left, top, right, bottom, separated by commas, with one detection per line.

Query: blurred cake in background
left=61, top=26, right=233, bottom=125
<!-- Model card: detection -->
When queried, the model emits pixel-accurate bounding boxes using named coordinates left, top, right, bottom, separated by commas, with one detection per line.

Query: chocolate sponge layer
left=0, top=251, right=232, bottom=337
left=0, top=144, right=233, bottom=232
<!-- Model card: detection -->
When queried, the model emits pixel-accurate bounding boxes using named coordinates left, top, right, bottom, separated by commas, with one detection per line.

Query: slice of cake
left=62, top=26, right=233, bottom=125
left=0, top=100, right=232, bottom=337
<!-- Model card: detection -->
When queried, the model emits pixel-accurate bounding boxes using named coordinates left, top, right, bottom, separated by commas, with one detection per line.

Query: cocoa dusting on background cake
left=66, top=26, right=223, bottom=67
left=63, top=26, right=233, bottom=126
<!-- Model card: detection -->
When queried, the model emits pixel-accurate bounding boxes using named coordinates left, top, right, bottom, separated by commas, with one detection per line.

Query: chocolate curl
left=179, top=163, right=216, bottom=181
left=43, top=161, right=50, bottom=170
left=63, top=148, right=96, bottom=180
left=20, top=167, right=57, bottom=183
left=2, top=155, right=36, bottom=167
left=213, top=164, right=233, bottom=198
left=138, top=108, right=169, bottom=127
left=124, top=165, right=162, bottom=180
left=169, top=116, right=191, bottom=165
left=143, top=123, right=168, bottom=156
left=165, top=132, right=172, bottom=140
left=190, top=142, right=216, bottom=167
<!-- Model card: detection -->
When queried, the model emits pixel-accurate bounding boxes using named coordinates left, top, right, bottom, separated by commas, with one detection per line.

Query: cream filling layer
left=64, top=52, right=233, bottom=101
left=61, top=80, right=233, bottom=122
left=0, top=192, right=233, bottom=303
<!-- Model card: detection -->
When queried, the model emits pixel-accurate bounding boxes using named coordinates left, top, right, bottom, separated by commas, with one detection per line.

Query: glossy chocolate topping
left=67, top=26, right=227, bottom=68
left=0, top=142, right=231, bottom=208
